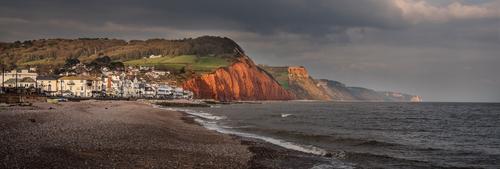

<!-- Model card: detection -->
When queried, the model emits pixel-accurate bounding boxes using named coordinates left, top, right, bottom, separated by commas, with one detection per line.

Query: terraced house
left=1, top=69, right=38, bottom=88
left=4, top=77, right=36, bottom=88
left=58, top=76, right=102, bottom=97
left=37, top=76, right=60, bottom=96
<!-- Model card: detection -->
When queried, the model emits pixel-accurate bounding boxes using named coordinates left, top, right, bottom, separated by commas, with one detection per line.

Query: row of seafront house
left=0, top=68, right=193, bottom=99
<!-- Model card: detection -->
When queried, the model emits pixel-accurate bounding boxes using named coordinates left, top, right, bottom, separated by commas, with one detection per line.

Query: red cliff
left=182, top=55, right=295, bottom=101
left=288, top=66, right=309, bottom=79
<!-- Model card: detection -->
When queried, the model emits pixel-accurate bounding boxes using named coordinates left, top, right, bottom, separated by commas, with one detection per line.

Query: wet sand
left=0, top=100, right=330, bottom=169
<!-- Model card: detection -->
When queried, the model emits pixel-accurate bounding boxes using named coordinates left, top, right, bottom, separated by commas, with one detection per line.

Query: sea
left=162, top=101, right=500, bottom=169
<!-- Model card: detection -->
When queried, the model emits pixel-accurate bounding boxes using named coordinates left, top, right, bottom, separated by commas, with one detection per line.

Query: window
left=81, top=86, right=83, bottom=90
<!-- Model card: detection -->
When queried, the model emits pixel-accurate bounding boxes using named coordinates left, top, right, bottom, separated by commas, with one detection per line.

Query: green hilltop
left=124, top=55, right=232, bottom=73
left=0, top=36, right=243, bottom=74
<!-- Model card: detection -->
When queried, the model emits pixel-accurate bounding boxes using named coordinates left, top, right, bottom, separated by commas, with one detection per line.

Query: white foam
left=194, top=118, right=328, bottom=156
left=154, top=104, right=355, bottom=168
left=157, top=106, right=226, bottom=120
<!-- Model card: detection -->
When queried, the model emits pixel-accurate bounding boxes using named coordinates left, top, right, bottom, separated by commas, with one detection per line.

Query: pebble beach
left=0, top=101, right=253, bottom=169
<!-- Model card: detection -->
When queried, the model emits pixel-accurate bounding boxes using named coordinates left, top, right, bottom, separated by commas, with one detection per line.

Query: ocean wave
left=155, top=105, right=357, bottom=168
left=195, top=118, right=328, bottom=156
left=157, top=106, right=226, bottom=120
left=311, top=161, right=355, bottom=169
left=247, top=128, right=443, bottom=153
left=155, top=105, right=330, bottom=156
left=354, top=140, right=399, bottom=147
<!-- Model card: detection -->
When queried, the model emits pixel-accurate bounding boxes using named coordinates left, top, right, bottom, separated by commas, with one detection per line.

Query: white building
left=1, top=69, right=38, bottom=88
left=4, top=77, right=36, bottom=88
left=58, top=76, right=101, bottom=97
left=149, top=54, right=162, bottom=59
left=37, top=76, right=59, bottom=96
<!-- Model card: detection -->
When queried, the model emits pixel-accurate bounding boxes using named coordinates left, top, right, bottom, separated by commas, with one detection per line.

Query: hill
left=0, top=36, right=419, bottom=101
left=124, top=55, right=231, bottom=74
left=0, top=36, right=242, bottom=70
left=0, top=36, right=294, bottom=101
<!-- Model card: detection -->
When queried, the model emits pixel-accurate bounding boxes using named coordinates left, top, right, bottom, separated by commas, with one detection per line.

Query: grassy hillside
left=258, top=66, right=290, bottom=89
left=0, top=36, right=243, bottom=71
left=124, top=55, right=231, bottom=73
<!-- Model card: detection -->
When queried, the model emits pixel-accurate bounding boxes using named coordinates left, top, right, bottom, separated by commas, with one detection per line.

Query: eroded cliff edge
left=261, top=65, right=422, bottom=102
left=182, top=55, right=295, bottom=101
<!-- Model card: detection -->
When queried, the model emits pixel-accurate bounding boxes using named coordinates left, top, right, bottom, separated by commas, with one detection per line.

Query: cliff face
left=347, top=87, right=387, bottom=101
left=261, top=66, right=422, bottom=102
left=287, top=66, right=331, bottom=100
left=182, top=55, right=295, bottom=101
left=379, top=91, right=422, bottom=102
left=316, top=79, right=356, bottom=101
left=410, top=96, right=423, bottom=102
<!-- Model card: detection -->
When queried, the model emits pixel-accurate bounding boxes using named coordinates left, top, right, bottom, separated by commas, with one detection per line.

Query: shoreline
left=159, top=103, right=348, bottom=169
left=0, top=100, right=334, bottom=169
left=0, top=100, right=251, bottom=168
left=150, top=101, right=341, bottom=168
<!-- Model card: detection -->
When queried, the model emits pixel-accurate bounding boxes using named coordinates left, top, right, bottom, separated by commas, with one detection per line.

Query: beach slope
left=0, top=101, right=251, bottom=169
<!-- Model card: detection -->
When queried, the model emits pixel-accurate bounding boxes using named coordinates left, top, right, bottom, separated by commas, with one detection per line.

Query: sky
left=0, top=0, right=499, bottom=102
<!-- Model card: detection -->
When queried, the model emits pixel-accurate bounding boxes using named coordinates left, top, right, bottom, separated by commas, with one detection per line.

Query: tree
left=63, top=58, right=80, bottom=69
left=109, top=62, right=125, bottom=71
left=87, top=56, right=111, bottom=70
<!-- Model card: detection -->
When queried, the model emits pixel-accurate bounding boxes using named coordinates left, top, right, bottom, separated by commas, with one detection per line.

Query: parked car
left=156, top=85, right=173, bottom=99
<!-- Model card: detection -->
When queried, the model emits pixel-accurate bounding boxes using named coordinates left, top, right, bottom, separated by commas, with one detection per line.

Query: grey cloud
left=0, top=0, right=499, bottom=102
left=0, top=0, right=407, bottom=36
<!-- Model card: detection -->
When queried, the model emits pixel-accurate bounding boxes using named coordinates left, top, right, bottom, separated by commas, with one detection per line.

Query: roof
left=37, top=76, right=59, bottom=80
left=3, top=79, right=16, bottom=84
left=59, top=76, right=99, bottom=81
left=20, top=77, right=36, bottom=83
left=7, top=69, right=37, bottom=74
left=3, top=77, right=36, bottom=84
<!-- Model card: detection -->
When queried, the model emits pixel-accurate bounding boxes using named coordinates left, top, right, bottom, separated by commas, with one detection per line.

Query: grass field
left=259, top=66, right=290, bottom=89
left=273, top=71, right=290, bottom=89
left=124, top=55, right=232, bottom=72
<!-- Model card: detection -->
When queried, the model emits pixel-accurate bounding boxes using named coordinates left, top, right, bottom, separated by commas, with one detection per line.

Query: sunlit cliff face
left=288, top=66, right=309, bottom=79
left=183, top=56, right=294, bottom=101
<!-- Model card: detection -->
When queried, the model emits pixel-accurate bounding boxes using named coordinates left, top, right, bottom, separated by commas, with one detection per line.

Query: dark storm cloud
left=0, top=0, right=406, bottom=36
left=0, top=0, right=499, bottom=101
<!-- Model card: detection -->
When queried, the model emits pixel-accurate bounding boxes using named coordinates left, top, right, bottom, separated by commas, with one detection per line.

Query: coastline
left=0, top=100, right=333, bottom=169
left=158, top=102, right=349, bottom=169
